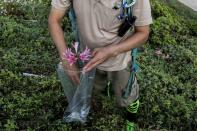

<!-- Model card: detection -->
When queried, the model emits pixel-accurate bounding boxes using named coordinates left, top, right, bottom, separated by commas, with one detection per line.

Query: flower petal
left=73, top=42, right=79, bottom=53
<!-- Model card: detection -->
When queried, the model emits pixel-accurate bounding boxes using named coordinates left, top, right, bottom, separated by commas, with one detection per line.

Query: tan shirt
left=51, top=0, right=153, bottom=71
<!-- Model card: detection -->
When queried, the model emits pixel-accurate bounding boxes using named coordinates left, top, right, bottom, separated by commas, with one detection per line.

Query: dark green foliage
left=150, top=0, right=189, bottom=46
left=0, top=0, right=197, bottom=130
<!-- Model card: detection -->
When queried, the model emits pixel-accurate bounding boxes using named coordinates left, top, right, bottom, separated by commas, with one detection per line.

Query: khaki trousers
left=93, top=63, right=139, bottom=107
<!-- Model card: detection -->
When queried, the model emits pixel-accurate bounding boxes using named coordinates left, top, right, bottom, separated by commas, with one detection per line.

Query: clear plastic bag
left=56, top=62, right=95, bottom=123
left=56, top=62, right=77, bottom=102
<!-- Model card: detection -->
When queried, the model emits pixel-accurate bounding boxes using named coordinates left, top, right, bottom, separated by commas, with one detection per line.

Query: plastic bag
left=57, top=62, right=76, bottom=102
left=56, top=62, right=96, bottom=123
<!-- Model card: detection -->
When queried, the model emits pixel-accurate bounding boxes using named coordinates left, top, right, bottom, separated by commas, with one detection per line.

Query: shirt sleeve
left=51, top=0, right=71, bottom=12
left=133, top=0, right=153, bottom=26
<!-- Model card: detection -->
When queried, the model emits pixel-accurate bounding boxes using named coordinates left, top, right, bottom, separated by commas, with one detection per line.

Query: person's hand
left=83, top=46, right=116, bottom=72
left=62, top=61, right=80, bottom=85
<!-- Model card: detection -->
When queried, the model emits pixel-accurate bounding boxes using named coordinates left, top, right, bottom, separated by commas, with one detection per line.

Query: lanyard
left=118, top=0, right=136, bottom=20
left=122, top=0, right=136, bottom=8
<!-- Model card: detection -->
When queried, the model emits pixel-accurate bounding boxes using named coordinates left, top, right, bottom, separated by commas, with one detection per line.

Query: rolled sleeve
left=133, top=0, right=153, bottom=26
left=51, top=0, right=71, bottom=12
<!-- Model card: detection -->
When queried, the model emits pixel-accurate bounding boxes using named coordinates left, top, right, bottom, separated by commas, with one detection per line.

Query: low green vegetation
left=0, top=0, right=196, bottom=130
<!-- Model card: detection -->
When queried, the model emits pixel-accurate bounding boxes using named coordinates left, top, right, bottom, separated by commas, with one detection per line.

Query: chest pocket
left=94, top=0, right=123, bottom=32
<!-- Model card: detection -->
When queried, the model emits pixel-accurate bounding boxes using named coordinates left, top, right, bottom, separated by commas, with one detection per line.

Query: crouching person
left=48, top=0, right=152, bottom=130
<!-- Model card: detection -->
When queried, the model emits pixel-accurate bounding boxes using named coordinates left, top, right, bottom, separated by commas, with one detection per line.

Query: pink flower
left=79, top=46, right=91, bottom=62
left=73, top=42, right=79, bottom=53
left=63, top=43, right=91, bottom=65
left=63, top=48, right=78, bottom=66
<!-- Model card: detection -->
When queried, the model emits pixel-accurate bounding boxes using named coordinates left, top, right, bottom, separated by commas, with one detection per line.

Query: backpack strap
left=68, top=0, right=79, bottom=42
left=122, top=0, right=139, bottom=99
left=121, top=0, right=139, bottom=73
